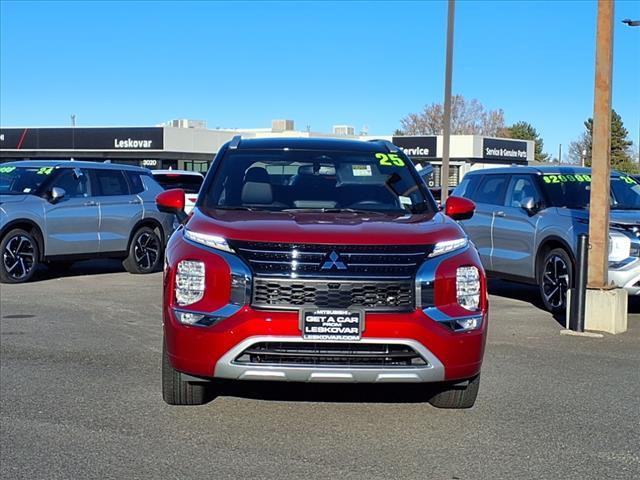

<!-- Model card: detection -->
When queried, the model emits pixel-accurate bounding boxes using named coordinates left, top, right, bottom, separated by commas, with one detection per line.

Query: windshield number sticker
left=376, top=153, right=405, bottom=167
left=0, top=166, right=17, bottom=173
left=620, top=175, right=638, bottom=185
left=543, top=174, right=591, bottom=184
left=36, top=167, right=54, bottom=175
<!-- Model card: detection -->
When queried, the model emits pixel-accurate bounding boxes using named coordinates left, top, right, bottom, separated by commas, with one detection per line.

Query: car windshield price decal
left=542, top=174, right=591, bottom=184
left=36, top=167, right=54, bottom=175
left=0, top=166, right=17, bottom=173
left=620, top=175, right=638, bottom=185
left=375, top=152, right=405, bottom=167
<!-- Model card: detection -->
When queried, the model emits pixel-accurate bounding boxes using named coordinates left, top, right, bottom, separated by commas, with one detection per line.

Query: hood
left=190, top=207, right=464, bottom=245
left=0, top=194, right=31, bottom=205
left=555, top=207, right=639, bottom=227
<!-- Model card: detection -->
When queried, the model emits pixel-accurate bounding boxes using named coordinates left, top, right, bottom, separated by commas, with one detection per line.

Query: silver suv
left=453, top=166, right=640, bottom=312
left=0, top=161, right=176, bottom=283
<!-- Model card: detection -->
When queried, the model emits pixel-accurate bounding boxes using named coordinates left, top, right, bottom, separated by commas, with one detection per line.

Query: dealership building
left=0, top=120, right=534, bottom=186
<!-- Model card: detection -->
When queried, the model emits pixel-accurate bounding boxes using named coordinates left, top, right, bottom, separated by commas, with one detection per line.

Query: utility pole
left=587, top=0, right=614, bottom=289
left=441, top=0, right=455, bottom=206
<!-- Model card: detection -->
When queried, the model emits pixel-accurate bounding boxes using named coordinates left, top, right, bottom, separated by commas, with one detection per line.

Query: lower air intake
left=233, top=342, right=428, bottom=368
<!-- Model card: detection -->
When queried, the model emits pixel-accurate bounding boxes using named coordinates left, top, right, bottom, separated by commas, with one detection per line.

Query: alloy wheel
left=133, top=232, right=159, bottom=271
left=542, top=254, right=570, bottom=310
left=3, top=235, right=35, bottom=281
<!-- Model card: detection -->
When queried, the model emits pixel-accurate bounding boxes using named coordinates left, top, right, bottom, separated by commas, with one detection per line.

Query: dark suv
left=157, top=137, right=488, bottom=409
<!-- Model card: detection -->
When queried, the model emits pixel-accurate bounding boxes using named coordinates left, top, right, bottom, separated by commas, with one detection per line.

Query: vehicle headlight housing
left=175, top=260, right=205, bottom=306
left=456, top=266, right=480, bottom=311
left=429, top=237, right=468, bottom=258
left=184, top=229, right=233, bottom=253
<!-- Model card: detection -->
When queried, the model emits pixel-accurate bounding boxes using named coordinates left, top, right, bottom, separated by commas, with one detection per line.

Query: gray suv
left=453, top=166, right=640, bottom=312
left=0, top=161, right=176, bottom=283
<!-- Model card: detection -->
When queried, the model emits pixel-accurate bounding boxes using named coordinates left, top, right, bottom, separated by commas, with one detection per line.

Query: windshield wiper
left=213, top=206, right=258, bottom=211
left=611, top=205, right=640, bottom=210
left=282, top=208, right=388, bottom=215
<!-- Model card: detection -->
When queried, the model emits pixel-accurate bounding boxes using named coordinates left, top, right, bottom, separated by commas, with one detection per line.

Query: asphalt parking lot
left=1, top=260, right=639, bottom=480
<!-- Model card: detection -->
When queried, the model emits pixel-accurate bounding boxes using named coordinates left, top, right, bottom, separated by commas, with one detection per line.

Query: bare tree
left=398, top=95, right=505, bottom=136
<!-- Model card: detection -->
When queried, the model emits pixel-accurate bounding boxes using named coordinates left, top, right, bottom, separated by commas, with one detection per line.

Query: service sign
left=482, top=138, right=528, bottom=161
left=0, top=127, right=164, bottom=150
left=392, top=136, right=437, bottom=158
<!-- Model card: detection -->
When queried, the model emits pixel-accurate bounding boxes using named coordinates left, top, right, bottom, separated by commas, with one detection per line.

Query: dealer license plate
left=301, top=309, right=363, bottom=341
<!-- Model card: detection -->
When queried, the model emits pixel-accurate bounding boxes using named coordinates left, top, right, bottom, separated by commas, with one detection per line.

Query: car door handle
left=495, top=211, right=505, bottom=217
left=83, top=201, right=98, bottom=206
left=128, top=199, right=142, bottom=204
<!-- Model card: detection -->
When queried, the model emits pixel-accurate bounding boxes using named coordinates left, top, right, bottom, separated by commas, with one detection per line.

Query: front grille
left=234, top=342, right=428, bottom=367
left=228, top=240, right=432, bottom=279
left=253, top=278, right=414, bottom=311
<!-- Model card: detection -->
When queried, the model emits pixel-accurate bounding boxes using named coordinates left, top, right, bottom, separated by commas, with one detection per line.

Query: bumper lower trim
left=213, top=336, right=445, bottom=383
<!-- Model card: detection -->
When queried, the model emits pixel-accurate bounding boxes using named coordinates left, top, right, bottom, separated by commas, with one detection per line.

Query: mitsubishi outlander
left=157, top=137, right=488, bottom=408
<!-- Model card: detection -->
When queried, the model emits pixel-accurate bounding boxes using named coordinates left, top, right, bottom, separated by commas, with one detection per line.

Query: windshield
left=200, top=149, right=435, bottom=214
left=153, top=173, right=203, bottom=194
left=541, top=173, right=640, bottom=210
left=0, top=165, right=55, bottom=194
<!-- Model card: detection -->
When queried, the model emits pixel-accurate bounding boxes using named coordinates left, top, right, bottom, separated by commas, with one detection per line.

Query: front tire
left=539, top=248, right=573, bottom=313
left=162, top=341, right=212, bottom=406
left=123, top=226, right=163, bottom=274
left=429, top=374, right=480, bottom=409
left=0, top=229, right=40, bottom=284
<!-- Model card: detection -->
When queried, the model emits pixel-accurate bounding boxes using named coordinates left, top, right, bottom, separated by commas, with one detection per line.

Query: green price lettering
left=36, top=167, right=54, bottom=175
left=0, top=166, right=17, bottom=174
left=543, top=174, right=591, bottom=184
left=621, top=176, right=637, bottom=185
left=376, top=152, right=405, bottom=167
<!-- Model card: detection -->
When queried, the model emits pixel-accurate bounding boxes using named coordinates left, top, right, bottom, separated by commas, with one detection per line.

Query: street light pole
left=441, top=0, right=455, bottom=206
left=587, top=0, right=614, bottom=289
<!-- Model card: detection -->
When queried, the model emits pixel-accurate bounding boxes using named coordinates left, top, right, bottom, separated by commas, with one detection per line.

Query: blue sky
left=1, top=0, right=639, bottom=159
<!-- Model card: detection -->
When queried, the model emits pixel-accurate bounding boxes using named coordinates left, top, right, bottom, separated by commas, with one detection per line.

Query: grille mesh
left=252, top=278, right=414, bottom=311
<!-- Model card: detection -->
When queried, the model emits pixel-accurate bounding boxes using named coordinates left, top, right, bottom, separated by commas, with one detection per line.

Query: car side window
left=452, top=175, right=479, bottom=199
left=91, top=169, right=130, bottom=196
left=126, top=171, right=146, bottom=194
left=471, top=175, right=509, bottom=205
left=506, top=175, right=542, bottom=208
left=49, top=168, right=90, bottom=198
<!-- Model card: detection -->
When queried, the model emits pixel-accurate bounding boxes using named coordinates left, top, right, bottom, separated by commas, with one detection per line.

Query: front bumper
left=164, top=306, right=488, bottom=383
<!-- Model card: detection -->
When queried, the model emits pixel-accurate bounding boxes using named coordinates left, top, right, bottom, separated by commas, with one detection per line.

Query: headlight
left=608, top=231, right=631, bottom=262
left=429, top=237, right=468, bottom=258
left=456, top=266, right=480, bottom=310
left=175, top=260, right=205, bottom=306
left=184, top=229, right=233, bottom=253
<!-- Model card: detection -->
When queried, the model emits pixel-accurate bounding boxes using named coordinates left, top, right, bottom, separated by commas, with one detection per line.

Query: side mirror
left=521, top=197, right=538, bottom=215
left=50, top=187, right=66, bottom=203
left=156, top=188, right=186, bottom=221
left=445, top=196, right=475, bottom=221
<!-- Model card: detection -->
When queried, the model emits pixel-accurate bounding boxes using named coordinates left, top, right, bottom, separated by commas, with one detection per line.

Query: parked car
left=452, top=166, right=640, bottom=312
left=0, top=161, right=176, bottom=283
left=151, top=170, right=204, bottom=214
left=157, top=136, right=488, bottom=408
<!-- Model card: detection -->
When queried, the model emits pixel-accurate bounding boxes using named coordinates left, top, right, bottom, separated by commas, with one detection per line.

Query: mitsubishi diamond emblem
left=321, top=251, right=347, bottom=270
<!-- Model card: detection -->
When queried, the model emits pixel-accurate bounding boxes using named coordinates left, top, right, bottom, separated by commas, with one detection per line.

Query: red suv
left=157, top=137, right=488, bottom=408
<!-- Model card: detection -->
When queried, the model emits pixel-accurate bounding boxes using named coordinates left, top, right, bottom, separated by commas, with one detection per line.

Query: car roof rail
left=367, top=138, right=399, bottom=153
left=228, top=135, right=242, bottom=149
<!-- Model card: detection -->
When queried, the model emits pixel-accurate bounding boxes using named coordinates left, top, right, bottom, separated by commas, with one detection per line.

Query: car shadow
left=487, top=278, right=568, bottom=327
left=209, top=379, right=442, bottom=405
left=32, top=258, right=127, bottom=282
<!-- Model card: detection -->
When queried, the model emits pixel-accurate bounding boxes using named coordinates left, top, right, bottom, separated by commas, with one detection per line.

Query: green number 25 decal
left=376, top=152, right=405, bottom=167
